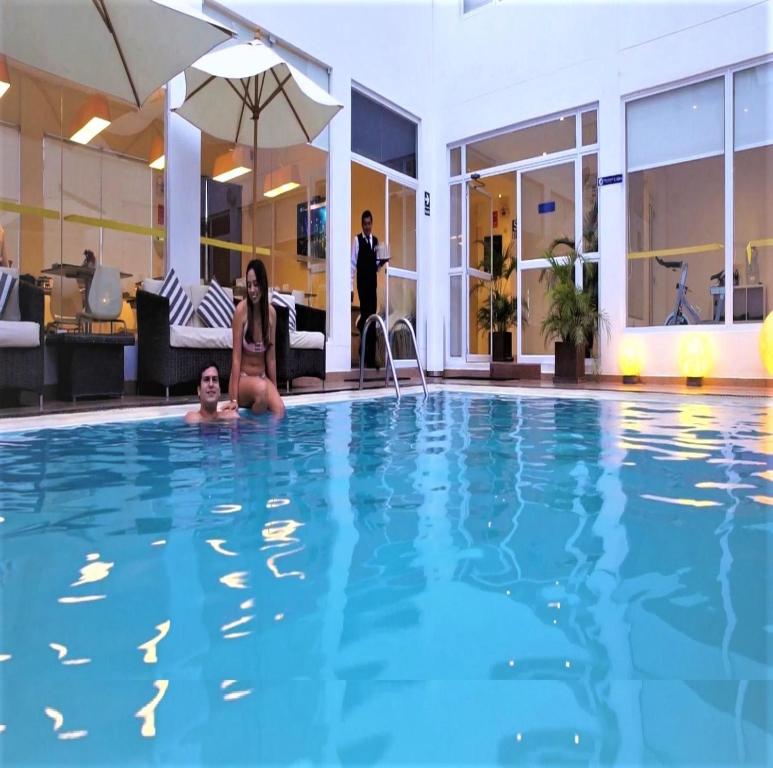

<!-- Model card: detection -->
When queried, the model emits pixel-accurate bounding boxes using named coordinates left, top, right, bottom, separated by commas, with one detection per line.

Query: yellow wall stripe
left=0, top=199, right=60, bottom=220
left=627, top=243, right=723, bottom=261
left=199, top=237, right=270, bottom=256
left=63, top=214, right=165, bottom=239
left=4, top=198, right=270, bottom=258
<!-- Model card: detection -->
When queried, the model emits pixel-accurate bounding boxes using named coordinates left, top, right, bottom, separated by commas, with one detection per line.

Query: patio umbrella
left=0, top=0, right=233, bottom=107
left=175, top=39, right=343, bottom=257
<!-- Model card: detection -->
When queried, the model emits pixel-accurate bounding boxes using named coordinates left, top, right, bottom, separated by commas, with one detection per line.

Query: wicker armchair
left=273, top=303, right=326, bottom=391
left=0, top=280, right=45, bottom=408
left=136, top=289, right=232, bottom=397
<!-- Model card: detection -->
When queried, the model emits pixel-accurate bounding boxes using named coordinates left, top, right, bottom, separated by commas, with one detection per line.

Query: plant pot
left=554, top=341, right=585, bottom=383
left=492, top=331, right=513, bottom=362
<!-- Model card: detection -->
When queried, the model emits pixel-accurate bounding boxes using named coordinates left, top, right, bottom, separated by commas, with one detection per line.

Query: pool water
left=0, top=391, right=771, bottom=766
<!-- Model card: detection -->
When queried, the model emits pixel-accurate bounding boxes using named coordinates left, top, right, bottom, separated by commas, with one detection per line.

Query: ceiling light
left=70, top=95, right=111, bottom=145
left=148, top=134, right=165, bottom=170
left=213, top=146, right=252, bottom=183
left=263, top=164, right=301, bottom=198
left=0, top=55, right=10, bottom=99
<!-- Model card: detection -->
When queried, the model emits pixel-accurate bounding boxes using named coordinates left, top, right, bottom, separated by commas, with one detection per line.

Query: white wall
left=169, top=0, right=771, bottom=379
left=429, top=0, right=772, bottom=379
left=218, top=0, right=437, bottom=372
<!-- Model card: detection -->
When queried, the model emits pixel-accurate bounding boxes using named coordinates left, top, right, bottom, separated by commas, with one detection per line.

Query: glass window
left=450, top=147, right=461, bottom=176
left=1, top=56, right=163, bottom=332
left=388, top=180, right=416, bottom=271
left=581, top=110, right=597, bottom=145
left=450, top=184, right=462, bottom=268
left=351, top=90, right=417, bottom=178
left=388, top=276, right=417, bottom=360
left=733, top=62, right=772, bottom=321
left=627, top=156, right=724, bottom=326
left=450, top=274, right=462, bottom=357
left=0, top=124, right=21, bottom=270
left=467, top=116, right=575, bottom=173
left=582, top=154, right=598, bottom=254
left=468, top=275, right=490, bottom=355
left=520, top=162, right=575, bottom=261
left=626, top=78, right=724, bottom=171
left=520, top=268, right=551, bottom=355
left=202, top=139, right=328, bottom=311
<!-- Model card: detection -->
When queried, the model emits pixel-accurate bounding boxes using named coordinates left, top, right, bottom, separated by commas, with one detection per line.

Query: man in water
left=185, top=362, right=239, bottom=424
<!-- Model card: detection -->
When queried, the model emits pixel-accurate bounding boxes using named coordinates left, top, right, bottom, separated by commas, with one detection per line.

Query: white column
left=326, top=74, right=352, bottom=373
left=165, top=76, right=201, bottom=286
left=596, top=61, right=626, bottom=376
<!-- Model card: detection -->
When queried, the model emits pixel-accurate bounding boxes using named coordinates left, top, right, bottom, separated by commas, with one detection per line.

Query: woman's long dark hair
left=245, top=258, right=271, bottom=351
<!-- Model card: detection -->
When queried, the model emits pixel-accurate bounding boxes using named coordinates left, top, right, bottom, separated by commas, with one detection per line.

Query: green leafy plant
left=540, top=249, right=609, bottom=350
left=475, top=238, right=517, bottom=334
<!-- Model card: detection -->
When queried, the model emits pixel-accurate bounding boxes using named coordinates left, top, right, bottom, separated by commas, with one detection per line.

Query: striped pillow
left=0, top=271, right=16, bottom=318
left=197, top=278, right=234, bottom=329
left=159, top=268, right=193, bottom=326
left=271, top=291, right=296, bottom=333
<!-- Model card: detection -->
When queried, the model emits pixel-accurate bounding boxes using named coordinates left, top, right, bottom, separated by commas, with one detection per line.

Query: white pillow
left=159, top=268, right=194, bottom=326
left=197, top=278, right=234, bottom=329
left=271, top=291, right=296, bottom=333
left=0, top=267, right=20, bottom=321
left=0, top=270, right=17, bottom=319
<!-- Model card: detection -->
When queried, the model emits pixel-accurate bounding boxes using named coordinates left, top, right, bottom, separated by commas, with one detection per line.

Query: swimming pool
left=0, top=388, right=771, bottom=766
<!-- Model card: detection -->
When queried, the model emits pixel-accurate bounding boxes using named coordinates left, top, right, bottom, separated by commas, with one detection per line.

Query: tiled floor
left=1, top=371, right=769, bottom=420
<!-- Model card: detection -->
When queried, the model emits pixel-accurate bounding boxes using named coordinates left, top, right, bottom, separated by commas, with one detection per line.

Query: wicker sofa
left=273, top=302, right=326, bottom=391
left=136, top=287, right=232, bottom=397
left=0, top=276, right=45, bottom=408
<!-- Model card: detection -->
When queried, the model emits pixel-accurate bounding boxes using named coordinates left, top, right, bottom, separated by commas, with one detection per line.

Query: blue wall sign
left=537, top=201, right=556, bottom=214
left=598, top=174, right=623, bottom=187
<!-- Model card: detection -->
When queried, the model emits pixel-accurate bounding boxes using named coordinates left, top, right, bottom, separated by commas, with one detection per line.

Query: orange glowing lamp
left=759, top=312, right=773, bottom=376
left=678, top=333, right=713, bottom=386
left=619, top=336, right=644, bottom=384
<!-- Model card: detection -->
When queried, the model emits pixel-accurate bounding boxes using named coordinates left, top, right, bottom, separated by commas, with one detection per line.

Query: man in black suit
left=351, top=210, right=388, bottom=368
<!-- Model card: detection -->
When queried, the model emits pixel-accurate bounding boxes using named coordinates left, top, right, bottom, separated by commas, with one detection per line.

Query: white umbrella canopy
left=0, top=0, right=233, bottom=108
left=177, top=39, right=342, bottom=148
left=175, top=39, right=343, bottom=257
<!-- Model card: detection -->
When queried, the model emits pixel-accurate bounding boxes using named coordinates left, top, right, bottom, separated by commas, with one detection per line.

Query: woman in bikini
left=227, top=259, right=286, bottom=418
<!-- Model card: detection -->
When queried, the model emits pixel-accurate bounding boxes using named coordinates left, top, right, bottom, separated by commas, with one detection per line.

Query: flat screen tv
left=297, top=196, right=326, bottom=260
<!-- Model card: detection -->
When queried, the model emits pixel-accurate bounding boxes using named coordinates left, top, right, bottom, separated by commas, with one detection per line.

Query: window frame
left=623, top=56, right=773, bottom=331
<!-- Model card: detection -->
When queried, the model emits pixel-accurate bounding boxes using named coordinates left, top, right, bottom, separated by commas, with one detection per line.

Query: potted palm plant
left=540, top=249, right=609, bottom=382
left=475, top=237, right=516, bottom=361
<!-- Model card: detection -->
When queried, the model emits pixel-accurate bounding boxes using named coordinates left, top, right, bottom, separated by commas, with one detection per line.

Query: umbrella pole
left=252, top=112, right=258, bottom=263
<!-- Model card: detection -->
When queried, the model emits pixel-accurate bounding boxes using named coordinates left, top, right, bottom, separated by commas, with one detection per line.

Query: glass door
left=467, top=183, right=492, bottom=360
left=517, top=161, right=576, bottom=359
left=386, top=179, right=417, bottom=362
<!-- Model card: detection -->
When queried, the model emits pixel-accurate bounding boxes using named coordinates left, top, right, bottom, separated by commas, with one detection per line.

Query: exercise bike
left=656, top=257, right=702, bottom=325
left=656, top=257, right=734, bottom=324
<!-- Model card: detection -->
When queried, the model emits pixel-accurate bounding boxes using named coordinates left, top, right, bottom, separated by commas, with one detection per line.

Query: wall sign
left=537, top=201, right=556, bottom=214
left=424, top=191, right=430, bottom=216
left=598, top=174, right=623, bottom=187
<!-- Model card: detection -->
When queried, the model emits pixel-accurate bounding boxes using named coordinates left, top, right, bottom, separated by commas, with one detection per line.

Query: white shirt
left=350, top=232, right=375, bottom=288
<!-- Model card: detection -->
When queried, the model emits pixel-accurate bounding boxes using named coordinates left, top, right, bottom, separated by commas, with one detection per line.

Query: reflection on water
left=0, top=393, right=771, bottom=765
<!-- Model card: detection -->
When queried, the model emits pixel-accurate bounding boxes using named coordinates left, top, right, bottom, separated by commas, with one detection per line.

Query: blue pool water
left=0, top=391, right=771, bottom=766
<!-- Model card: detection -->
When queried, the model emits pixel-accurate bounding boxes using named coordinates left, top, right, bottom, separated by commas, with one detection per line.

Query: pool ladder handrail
left=358, top=314, right=428, bottom=401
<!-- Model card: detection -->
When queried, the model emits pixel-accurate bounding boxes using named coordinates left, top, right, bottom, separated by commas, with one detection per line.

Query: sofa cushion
left=271, top=291, right=296, bottom=332
left=197, top=278, right=234, bottom=329
left=170, top=325, right=232, bottom=349
left=142, top=277, right=164, bottom=295
left=290, top=330, right=324, bottom=350
left=0, top=320, right=40, bottom=348
left=0, top=270, right=16, bottom=318
left=0, top=267, right=20, bottom=322
left=159, top=268, right=194, bottom=327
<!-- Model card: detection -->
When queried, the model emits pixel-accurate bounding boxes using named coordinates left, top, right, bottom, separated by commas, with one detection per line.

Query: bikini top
left=242, top=322, right=266, bottom=355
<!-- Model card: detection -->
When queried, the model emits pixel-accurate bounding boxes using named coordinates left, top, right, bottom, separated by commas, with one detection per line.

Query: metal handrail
left=389, top=317, right=428, bottom=399
left=359, top=314, right=400, bottom=399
